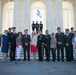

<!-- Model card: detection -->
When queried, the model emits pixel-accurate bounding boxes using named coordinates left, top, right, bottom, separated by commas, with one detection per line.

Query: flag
left=37, top=9, right=42, bottom=18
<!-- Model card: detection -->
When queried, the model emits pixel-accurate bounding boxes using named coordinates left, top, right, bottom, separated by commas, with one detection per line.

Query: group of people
left=0, top=26, right=76, bottom=62
left=32, top=21, right=43, bottom=34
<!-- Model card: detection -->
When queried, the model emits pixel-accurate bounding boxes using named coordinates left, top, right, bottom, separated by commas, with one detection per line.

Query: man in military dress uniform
left=37, top=30, right=45, bottom=61
left=12, top=27, right=17, bottom=36
left=9, top=27, right=17, bottom=61
left=21, top=29, right=31, bottom=61
left=32, top=21, right=35, bottom=31
left=39, top=21, right=43, bottom=31
left=64, top=29, right=73, bottom=61
left=44, top=30, right=51, bottom=62
left=55, top=27, right=64, bottom=62
left=70, top=27, right=74, bottom=60
left=8, top=28, right=12, bottom=57
left=35, top=21, right=39, bottom=34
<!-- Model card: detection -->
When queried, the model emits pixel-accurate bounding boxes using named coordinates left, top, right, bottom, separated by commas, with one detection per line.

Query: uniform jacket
left=64, top=33, right=72, bottom=45
left=44, top=34, right=51, bottom=46
left=37, top=34, right=45, bottom=47
left=8, top=32, right=17, bottom=46
left=21, top=34, right=31, bottom=47
left=40, top=24, right=43, bottom=29
left=35, top=23, right=39, bottom=29
left=55, top=32, right=64, bottom=45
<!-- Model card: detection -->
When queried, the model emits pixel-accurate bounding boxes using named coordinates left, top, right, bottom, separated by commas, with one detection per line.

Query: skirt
left=30, top=45, right=37, bottom=53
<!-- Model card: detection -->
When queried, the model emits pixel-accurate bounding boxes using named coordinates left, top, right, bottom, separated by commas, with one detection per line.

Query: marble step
left=0, top=47, right=66, bottom=59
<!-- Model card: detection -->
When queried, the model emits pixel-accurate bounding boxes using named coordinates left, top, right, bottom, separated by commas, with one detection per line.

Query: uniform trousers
left=23, top=46, right=30, bottom=61
left=45, top=46, right=50, bottom=61
left=65, top=45, right=72, bottom=61
left=10, top=45, right=16, bottom=61
left=38, top=46, right=44, bottom=61
left=57, top=45, right=64, bottom=61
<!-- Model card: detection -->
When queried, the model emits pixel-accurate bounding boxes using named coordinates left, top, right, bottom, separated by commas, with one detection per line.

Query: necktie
left=40, top=35, right=42, bottom=40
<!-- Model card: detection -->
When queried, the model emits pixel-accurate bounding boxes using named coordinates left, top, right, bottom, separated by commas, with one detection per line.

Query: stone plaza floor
left=0, top=60, right=76, bottom=75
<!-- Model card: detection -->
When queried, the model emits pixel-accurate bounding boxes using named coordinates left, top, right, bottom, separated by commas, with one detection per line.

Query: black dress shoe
left=51, top=60, right=55, bottom=62
left=47, top=60, right=50, bottom=62
left=18, top=59, right=21, bottom=61
left=10, top=60, right=13, bottom=62
left=39, top=60, right=43, bottom=62
left=62, top=60, right=64, bottom=62
left=13, top=59, right=16, bottom=61
left=28, top=60, right=30, bottom=61
left=23, top=59, right=26, bottom=61
left=57, top=60, right=60, bottom=62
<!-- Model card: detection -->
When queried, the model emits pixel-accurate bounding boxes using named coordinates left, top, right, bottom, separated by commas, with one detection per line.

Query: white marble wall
left=14, top=0, right=30, bottom=33
left=24, top=0, right=30, bottom=33
left=46, top=0, right=53, bottom=34
left=0, top=0, right=76, bottom=34
left=56, top=0, right=63, bottom=31
left=52, top=0, right=58, bottom=33
left=19, top=0, right=25, bottom=33
left=14, top=0, right=21, bottom=32
left=74, top=0, right=76, bottom=30
left=46, top=0, right=63, bottom=33
left=0, top=0, right=1, bottom=33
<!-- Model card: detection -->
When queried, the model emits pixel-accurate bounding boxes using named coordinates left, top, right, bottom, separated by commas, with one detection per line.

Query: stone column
left=52, top=1, right=57, bottom=33
left=14, top=0, right=20, bottom=32
left=56, top=0, right=63, bottom=31
left=0, top=0, right=2, bottom=33
left=24, top=0, right=30, bottom=33
left=74, top=0, right=76, bottom=30
left=46, top=0, right=53, bottom=34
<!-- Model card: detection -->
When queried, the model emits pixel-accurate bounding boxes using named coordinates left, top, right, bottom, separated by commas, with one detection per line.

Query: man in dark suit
left=36, top=21, right=39, bottom=34
left=64, top=29, right=73, bottom=61
left=44, top=30, right=51, bottom=62
left=9, top=27, right=17, bottom=61
left=55, top=27, right=64, bottom=62
left=37, top=30, right=45, bottom=61
left=32, top=21, right=35, bottom=31
left=8, top=28, right=12, bottom=35
left=70, top=27, right=74, bottom=37
left=21, top=29, right=31, bottom=61
left=70, top=27, right=74, bottom=60
left=39, top=21, right=43, bottom=32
